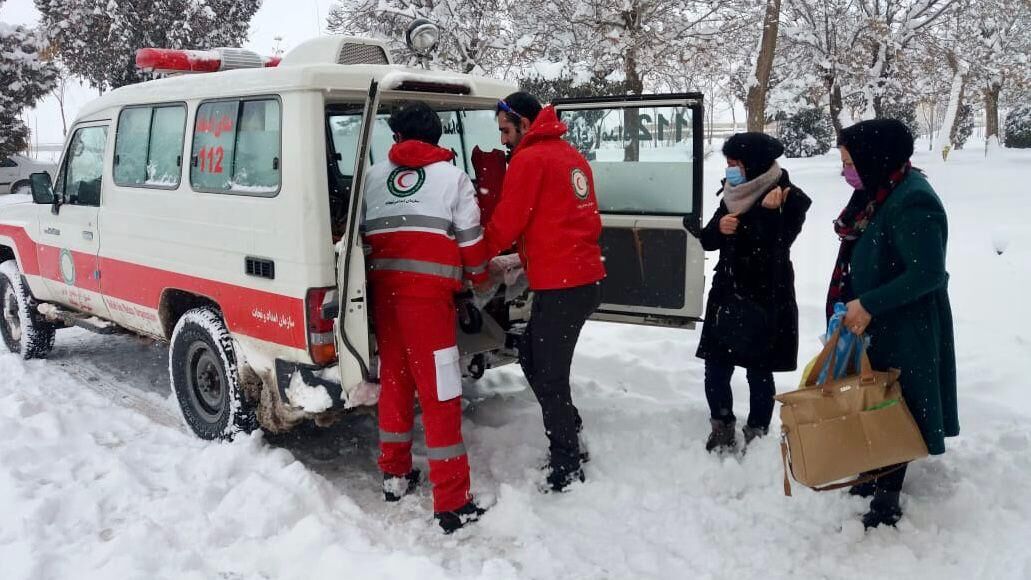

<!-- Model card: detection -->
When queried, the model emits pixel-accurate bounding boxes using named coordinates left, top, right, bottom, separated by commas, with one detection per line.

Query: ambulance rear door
left=334, top=81, right=379, bottom=386
left=553, top=93, right=704, bottom=329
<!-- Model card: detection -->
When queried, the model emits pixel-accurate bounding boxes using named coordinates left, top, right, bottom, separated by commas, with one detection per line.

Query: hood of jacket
left=512, top=105, right=568, bottom=157
left=388, top=139, right=456, bottom=168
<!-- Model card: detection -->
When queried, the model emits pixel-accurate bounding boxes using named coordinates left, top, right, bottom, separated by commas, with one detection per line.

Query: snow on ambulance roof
left=75, top=44, right=516, bottom=121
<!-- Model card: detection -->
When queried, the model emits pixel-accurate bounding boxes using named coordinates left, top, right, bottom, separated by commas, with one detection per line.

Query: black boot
left=706, top=418, right=737, bottom=453
left=848, top=478, right=877, bottom=499
left=862, top=491, right=903, bottom=529
left=544, top=464, right=585, bottom=493
left=742, top=424, right=768, bottom=446
left=435, top=501, right=487, bottom=534
left=383, top=469, right=420, bottom=502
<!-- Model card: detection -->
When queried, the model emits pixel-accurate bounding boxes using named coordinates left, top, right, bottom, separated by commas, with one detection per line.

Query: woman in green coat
left=832, top=119, right=958, bottom=529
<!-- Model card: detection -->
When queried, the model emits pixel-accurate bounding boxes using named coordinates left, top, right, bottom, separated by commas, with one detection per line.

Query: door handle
left=82, top=230, right=94, bottom=241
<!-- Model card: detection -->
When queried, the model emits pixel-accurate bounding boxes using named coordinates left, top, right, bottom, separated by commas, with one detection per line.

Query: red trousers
left=373, top=291, right=470, bottom=513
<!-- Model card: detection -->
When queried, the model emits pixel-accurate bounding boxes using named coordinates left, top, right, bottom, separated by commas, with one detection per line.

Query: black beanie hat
left=839, top=119, right=914, bottom=191
left=721, top=132, right=785, bottom=180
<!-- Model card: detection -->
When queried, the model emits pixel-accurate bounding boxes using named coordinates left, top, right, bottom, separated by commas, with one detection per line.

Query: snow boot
left=435, top=501, right=487, bottom=534
left=383, top=469, right=420, bottom=502
left=705, top=418, right=737, bottom=453
left=742, top=424, right=769, bottom=446
left=848, top=478, right=877, bottom=499
left=862, top=491, right=902, bottom=529
left=544, top=464, right=585, bottom=493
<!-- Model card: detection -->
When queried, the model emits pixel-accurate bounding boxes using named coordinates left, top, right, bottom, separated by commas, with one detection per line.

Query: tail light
left=306, top=287, right=337, bottom=366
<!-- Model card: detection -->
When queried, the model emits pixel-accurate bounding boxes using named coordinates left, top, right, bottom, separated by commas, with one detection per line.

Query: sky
left=2, top=0, right=339, bottom=149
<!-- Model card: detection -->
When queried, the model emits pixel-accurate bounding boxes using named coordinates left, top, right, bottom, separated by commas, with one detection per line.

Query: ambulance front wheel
left=0, top=260, right=56, bottom=360
left=169, top=307, right=258, bottom=440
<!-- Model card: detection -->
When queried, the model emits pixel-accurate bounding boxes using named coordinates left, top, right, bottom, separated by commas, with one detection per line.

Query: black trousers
left=703, top=360, right=776, bottom=429
left=875, top=463, right=909, bottom=493
left=519, top=282, right=602, bottom=474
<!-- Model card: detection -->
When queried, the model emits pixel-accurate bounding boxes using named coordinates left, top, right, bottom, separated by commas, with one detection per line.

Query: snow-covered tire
left=169, top=307, right=258, bottom=440
left=0, top=260, right=56, bottom=359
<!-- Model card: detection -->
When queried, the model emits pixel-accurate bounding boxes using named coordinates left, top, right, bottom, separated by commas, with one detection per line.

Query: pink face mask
left=842, top=165, right=864, bottom=190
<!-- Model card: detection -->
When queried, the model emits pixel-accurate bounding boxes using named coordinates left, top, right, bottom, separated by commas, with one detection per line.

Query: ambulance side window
left=59, top=126, right=108, bottom=207
left=233, top=100, right=281, bottom=193
left=190, top=97, right=281, bottom=196
left=114, top=104, right=186, bottom=188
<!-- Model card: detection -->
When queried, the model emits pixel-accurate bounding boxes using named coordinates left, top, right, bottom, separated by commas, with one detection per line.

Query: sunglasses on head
left=496, top=99, right=522, bottom=120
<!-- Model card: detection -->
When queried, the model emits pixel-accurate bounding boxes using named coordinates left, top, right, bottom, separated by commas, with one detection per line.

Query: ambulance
left=0, top=29, right=706, bottom=440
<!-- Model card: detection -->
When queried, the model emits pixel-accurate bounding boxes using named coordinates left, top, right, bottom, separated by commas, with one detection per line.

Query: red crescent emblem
left=397, top=172, right=414, bottom=188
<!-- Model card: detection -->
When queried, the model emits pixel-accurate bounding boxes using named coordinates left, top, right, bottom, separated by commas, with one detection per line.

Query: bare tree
left=327, top=0, right=517, bottom=75
left=782, top=0, right=866, bottom=138
left=852, top=0, right=957, bottom=119
left=965, top=0, right=1031, bottom=145
left=746, top=0, right=782, bottom=132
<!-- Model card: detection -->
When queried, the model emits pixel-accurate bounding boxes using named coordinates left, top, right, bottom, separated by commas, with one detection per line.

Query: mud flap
left=274, top=359, right=345, bottom=409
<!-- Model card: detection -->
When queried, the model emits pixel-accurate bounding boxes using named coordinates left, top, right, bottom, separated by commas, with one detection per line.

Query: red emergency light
left=136, top=47, right=280, bottom=74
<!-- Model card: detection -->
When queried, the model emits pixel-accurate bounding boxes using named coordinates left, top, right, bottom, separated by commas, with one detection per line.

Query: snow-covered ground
left=2, top=143, right=1030, bottom=580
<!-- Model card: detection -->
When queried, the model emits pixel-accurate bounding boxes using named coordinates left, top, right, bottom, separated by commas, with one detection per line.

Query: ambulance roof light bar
left=136, top=47, right=280, bottom=75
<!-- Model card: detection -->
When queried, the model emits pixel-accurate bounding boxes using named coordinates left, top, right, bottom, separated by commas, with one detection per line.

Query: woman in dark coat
left=834, top=119, right=958, bottom=529
left=696, top=133, right=812, bottom=453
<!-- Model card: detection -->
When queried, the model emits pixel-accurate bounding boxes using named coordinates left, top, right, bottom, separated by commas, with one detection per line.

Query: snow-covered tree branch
left=34, top=0, right=262, bottom=91
left=0, top=0, right=58, bottom=158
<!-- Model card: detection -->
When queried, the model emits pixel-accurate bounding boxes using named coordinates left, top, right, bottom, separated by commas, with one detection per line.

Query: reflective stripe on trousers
left=379, top=429, right=413, bottom=444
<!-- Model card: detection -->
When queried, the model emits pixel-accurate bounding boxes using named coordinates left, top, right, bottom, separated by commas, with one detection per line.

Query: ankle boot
left=862, top=490, right=903, bottom=529
left=742, top=424, right=769, bottom=445
left=705, top=418, right=737, bottom=453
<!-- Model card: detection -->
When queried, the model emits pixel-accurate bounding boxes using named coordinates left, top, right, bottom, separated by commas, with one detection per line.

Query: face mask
left=725, top=166, right=746, bottom=186
left=842, top=166, right=864, bottom=190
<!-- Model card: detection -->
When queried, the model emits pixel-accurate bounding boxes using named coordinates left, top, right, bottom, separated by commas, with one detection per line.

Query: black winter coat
left=695, top=170, right=812, bottom=371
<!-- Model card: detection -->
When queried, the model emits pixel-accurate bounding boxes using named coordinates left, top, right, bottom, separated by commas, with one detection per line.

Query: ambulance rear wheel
left=0, top=260, right=56, bottom=360
left=169, top=307, right=257, bottom=440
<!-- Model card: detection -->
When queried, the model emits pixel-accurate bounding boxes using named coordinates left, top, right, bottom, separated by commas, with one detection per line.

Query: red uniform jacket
left=484, top=106, right=606, bottom=290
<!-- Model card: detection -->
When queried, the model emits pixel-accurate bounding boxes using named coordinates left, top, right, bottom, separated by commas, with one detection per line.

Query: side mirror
left=30, top=172, right=54, bottom=204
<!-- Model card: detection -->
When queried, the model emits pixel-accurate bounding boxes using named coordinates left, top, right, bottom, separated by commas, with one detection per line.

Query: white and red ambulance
left=0, top=34, right=707, bottom=440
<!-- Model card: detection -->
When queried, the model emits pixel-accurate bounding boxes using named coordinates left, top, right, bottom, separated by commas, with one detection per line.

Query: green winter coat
left=850, top=170, right=958, bottom=455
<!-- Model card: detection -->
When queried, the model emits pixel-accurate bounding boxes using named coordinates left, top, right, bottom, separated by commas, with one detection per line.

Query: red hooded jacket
left=484, top=106, right=606, bottom=290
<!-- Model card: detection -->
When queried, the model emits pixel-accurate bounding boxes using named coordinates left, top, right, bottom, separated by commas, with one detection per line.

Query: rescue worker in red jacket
left=362, top=101, right=489, bottom=533
left=483, top=92, right=606, bottom=492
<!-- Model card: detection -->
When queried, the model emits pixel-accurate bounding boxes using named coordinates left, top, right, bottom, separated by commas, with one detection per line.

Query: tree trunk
left=745, top=0, right=782, bottom=132
left=623, top=51, right=644, bottom=162
left=828, top=78, right=844, bottom=142
left=984, top=82, right=1002, bottom=143
left=940, top=52, right=966, bottom=161
left=865, top=42, right=888, bottom=119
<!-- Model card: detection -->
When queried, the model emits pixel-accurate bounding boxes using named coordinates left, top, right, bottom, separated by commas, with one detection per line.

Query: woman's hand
left=843, top=299, right=872, bottom=335
left=762, top=186, right=791, bottom=209
left=719, top=213, right=740, bottom=235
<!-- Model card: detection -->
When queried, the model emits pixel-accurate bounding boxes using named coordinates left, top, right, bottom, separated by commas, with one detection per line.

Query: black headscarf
left=722, top=132, right=785, bottom=180
left=839, top=119, right=914, bottom=191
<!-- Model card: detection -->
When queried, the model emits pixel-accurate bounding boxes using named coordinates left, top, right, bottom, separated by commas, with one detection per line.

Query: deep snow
left=2, top=143, right=1030, bottom=580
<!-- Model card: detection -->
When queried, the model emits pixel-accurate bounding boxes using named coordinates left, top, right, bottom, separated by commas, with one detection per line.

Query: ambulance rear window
left=190, top=97, right=281, bottom=196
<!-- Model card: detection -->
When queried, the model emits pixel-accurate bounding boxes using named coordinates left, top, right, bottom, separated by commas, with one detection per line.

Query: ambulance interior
left=324, top=101, right=521, bottom=376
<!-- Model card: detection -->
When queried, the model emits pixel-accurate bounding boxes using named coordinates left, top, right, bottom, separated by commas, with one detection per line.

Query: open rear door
left=554, top=94, right=705, bottom=328
left=335, top=81, right=380, bottom=388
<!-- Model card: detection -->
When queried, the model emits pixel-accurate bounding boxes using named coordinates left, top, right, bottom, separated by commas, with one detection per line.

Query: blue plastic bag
left=815, top=302, right=868, bottom=384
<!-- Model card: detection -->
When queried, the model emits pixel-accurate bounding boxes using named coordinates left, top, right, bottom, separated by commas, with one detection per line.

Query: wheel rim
left=2, top=283, right=22, bottom=344
left=186, top=341, right=225, bottom=422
